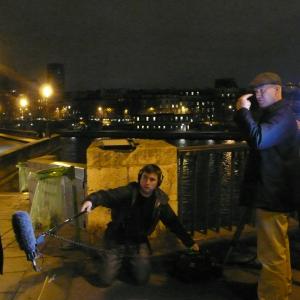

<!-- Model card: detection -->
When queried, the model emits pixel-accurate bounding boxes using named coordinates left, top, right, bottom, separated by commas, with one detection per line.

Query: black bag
left=171, top=250, right=223, bottom=283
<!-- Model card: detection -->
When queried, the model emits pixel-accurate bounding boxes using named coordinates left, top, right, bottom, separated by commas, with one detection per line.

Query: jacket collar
left=263, top=99, right=286, bottom=114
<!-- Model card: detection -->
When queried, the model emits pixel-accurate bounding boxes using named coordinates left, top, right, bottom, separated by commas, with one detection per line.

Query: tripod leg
left=223, top=207, right=253, bottom=265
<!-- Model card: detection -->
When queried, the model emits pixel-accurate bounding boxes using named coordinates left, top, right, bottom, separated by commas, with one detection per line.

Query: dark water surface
left=57, top=136, right=235, bottom=163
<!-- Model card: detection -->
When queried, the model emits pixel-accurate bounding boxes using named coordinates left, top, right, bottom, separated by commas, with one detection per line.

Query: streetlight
left=148, top=107, right=155, bottom=114
left=39, top=83, right=53, bottom=136
left=19, top=96, right=29, bottom=119
left=98, top=106, right=103, bottom=118
left=40, top=84, right=53, bottom=99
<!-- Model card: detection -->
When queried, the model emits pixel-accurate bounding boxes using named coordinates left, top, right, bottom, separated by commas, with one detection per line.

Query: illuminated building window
left=180, top=116, right=183, bottom=120
left=163, top=125, right=166, bottom=129
left=175, top=116, right=178, bottom=120
left=137, top=117, right=140, bottom=121
left=153, top=116, right=156, bottom=121
left=146, top=116, right=149, bottom=121
left=137, top=125, right=140, bottom=129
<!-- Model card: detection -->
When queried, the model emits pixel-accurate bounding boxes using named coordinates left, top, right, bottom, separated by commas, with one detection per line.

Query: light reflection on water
left=58, top=137, right=236, bottom=163
left=178, top=147, right=247, bottom=231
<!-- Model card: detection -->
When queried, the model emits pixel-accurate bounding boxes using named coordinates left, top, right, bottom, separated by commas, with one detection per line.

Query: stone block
left=87, top=167, right=128, bottom=194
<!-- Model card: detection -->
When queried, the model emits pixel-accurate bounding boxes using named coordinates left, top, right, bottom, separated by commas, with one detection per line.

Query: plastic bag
left=16, top=162, right=29, bottom=192
left=30, top=167, right=71, bottom=230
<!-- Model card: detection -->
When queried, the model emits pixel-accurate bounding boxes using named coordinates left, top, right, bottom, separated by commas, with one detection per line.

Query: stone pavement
left=1, top=192, right=300, bottom=300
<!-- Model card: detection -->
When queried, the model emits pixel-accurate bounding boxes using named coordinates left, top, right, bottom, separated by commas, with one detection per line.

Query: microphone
left=11, top=210, right=87, bottom=272
left=12, top=211, right=39, bottom=271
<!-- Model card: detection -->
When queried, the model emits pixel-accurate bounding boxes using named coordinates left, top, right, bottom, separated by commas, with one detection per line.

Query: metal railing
left=177, top=142, right=250, bottom=235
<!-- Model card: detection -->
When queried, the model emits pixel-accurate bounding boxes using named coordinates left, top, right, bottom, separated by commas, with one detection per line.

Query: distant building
left=60, top=86, right=242, bottom=130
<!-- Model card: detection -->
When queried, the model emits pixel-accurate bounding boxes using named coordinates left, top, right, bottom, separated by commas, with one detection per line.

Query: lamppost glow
left=18, top=96, right=29, bottom=119
left=40, top=84, right=53, bottom=98
left=39, top=83, right=53, bottom=136
left=19, top=97, right=28, bottom=108
left=39, top=83, right=53, bottom=119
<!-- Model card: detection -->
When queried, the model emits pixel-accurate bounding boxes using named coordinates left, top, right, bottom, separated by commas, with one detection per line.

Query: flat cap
left=250, top=72, right=282, bottom=88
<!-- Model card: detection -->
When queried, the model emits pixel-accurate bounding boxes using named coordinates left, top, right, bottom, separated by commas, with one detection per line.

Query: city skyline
left=1, top=1, right=300, bottom=91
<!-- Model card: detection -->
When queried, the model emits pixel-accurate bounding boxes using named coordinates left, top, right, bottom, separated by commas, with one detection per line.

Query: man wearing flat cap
left=235, top=72, right=299, bottom=300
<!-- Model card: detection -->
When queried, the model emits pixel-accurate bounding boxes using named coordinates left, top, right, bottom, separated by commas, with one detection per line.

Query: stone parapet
left=86, top=139, right=177, bottom=241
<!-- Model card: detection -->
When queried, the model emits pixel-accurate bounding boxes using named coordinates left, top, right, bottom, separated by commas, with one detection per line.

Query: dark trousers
left=99, top=242, right=151, bottom=286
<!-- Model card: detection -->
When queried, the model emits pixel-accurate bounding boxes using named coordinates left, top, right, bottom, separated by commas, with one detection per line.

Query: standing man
left=81, top=164, right=199, bottom=286
left=235, top=72, right=299, bottom=300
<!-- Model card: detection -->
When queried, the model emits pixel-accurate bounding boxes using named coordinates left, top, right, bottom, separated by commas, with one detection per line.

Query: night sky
left=1, top=0, right=300, bottom=91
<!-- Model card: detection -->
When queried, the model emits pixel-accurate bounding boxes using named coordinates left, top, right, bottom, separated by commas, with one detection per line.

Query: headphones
left=138, top=164, right=164, bottom=187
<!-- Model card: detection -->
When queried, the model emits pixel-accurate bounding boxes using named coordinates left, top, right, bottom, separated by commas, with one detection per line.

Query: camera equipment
left=171, top=249, right=223, bottom=283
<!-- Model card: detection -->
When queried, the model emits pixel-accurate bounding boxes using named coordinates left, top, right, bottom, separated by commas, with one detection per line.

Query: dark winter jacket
left=85, top=182, right=195, bottom=247
left=235, top=100, right=299, bottom=212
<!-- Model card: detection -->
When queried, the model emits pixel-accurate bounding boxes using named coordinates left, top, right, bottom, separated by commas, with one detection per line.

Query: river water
left=57, top=136, right=236, bottom=163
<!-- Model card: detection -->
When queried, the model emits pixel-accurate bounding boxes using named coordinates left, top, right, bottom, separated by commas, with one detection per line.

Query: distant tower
left=47, top=63, right=65, bottom=94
